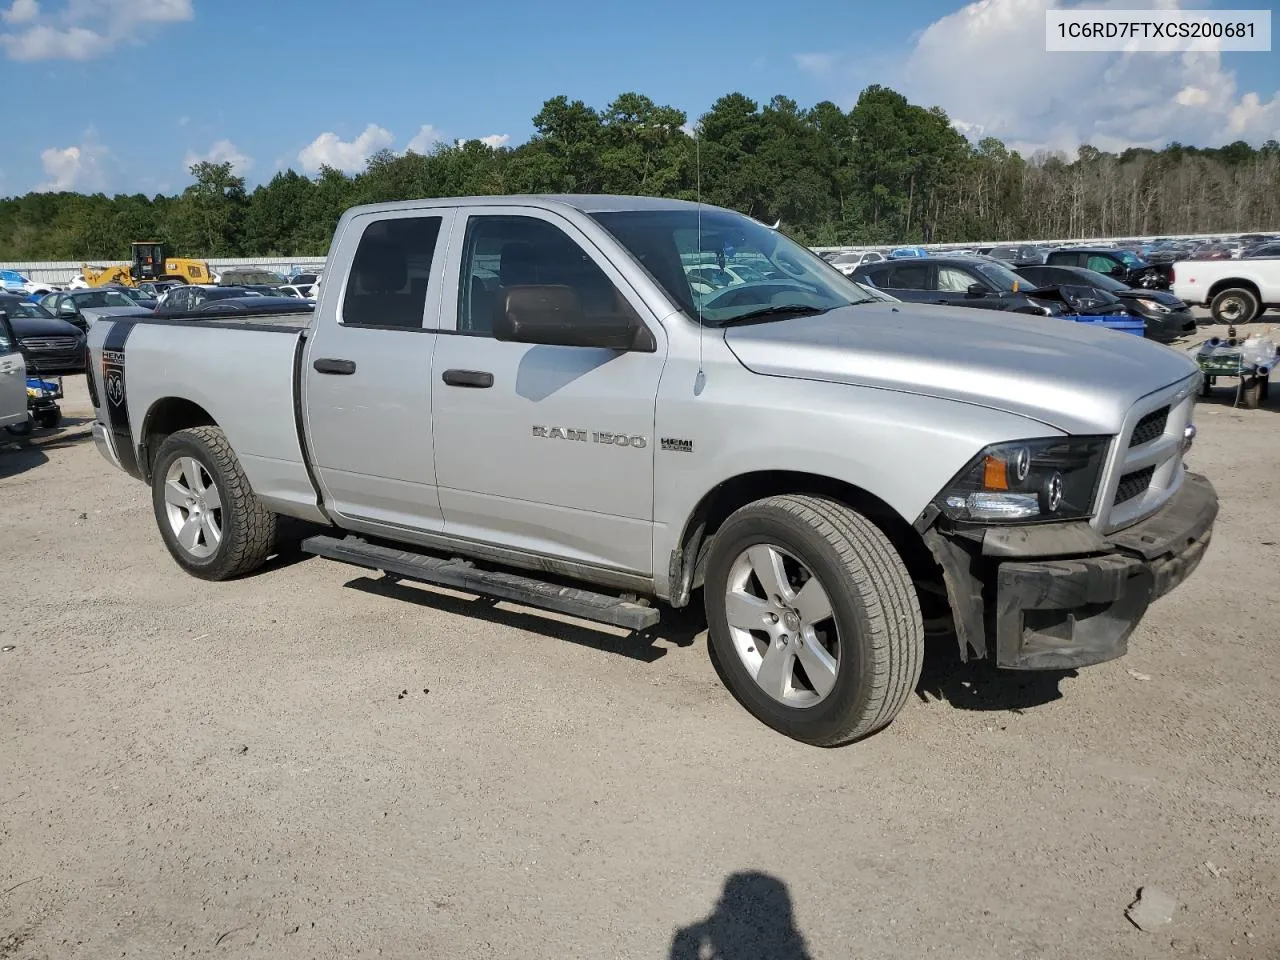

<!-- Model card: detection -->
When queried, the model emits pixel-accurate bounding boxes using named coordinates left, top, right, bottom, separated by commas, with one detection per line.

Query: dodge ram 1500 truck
left=86, top=195, right=1218, bottom=746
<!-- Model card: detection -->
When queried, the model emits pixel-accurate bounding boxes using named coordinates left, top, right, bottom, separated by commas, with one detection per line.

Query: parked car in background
left=887, top=246, right=928, bottom=259
left=853, top=255, right=1082, bottom=315
left=1016, top=264, right=1196, bottom=342
left=1045, top=247, right=1170, bottom=290
left=0, top=310, right=28, bottom=431
left=986, top=245, right=1046, bottom=267
left=1171, top=257, right=1280, bottom=323
left=0, top=269, right=57, bottom=297
left=827, top=250, right=886, bottom=276
left=156, top=285, right=264, bottom=313
left=1243, top=241, right=1280, bottom=259
left=41, top=288, right=139, bottom=331
left=0, top=294, right=86, bottom=376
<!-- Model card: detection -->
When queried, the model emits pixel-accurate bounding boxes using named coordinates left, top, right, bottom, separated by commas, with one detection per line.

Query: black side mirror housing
left=966, top=283, right=988, bottom=297
left=493, top=285, right=654, bottom=352
left=1109, top=264, right=1128, bottom=278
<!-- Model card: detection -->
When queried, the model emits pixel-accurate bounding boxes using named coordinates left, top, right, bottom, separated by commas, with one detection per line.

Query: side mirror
left=1109, top=264, right=1128, bottom=278
left=59, top=303, right=78, bottom=316
left=966, top=283, right=988, bottom=297
left=492, top=286, right=654, bottom=351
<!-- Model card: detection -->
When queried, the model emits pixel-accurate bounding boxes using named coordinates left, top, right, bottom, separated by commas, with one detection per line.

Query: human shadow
left=915, top=632, right=1076, bottom=713
left=343, top=574, right=704, bottom=663
left=669, top=871, right=813, bottom=960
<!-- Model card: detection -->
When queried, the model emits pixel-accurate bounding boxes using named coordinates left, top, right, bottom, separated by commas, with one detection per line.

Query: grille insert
left=21, top=336, right=79, bottom=352
left=1129, top=406, right=1169, bottom=447
left=1114, top=466, right=1155, bottom=505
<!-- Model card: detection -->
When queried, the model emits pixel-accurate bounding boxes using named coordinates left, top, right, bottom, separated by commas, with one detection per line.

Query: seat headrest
left=499, top=241, right=540, bottom=287
left=354, top=239, right=407, bottom=293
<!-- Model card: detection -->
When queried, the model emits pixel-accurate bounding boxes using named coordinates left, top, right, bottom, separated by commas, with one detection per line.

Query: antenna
left=695, top=125, right=705, bottom=382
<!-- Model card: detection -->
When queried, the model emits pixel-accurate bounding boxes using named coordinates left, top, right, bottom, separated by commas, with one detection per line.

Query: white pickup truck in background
left=1171, top=256, right=1280, bottom=324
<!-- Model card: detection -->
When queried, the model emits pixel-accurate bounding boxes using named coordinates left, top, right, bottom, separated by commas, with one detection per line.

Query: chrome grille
left=1129, top=406, right=1169, bottom=447
left=1098, top=375, right=1198, bottom=532
left=1114, top=466, right=1155, bottom=505
left=22, top=335, right=79, bottom=352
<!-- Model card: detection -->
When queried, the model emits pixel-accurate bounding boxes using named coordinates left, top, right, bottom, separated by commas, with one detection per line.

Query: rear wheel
left=1211, top=287, right=1259, bottom=325
left=703, top=495, right=924, bottom=746
left=151, top=426, right=276, bottom=580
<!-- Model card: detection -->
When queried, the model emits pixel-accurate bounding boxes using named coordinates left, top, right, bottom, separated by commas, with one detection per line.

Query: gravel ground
left=2, top=326, right=1277, bottom=960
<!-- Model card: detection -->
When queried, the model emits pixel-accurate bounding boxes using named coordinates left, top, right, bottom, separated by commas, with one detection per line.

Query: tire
left=36, top=408, right=61, bottom=430
left=5, top=417, right=32, bottom=437
left=703, top=494, right=924, bottom=746
left=1211, top=287, right=1259, bottom=325
left=150, top=425, right=276, bottom=580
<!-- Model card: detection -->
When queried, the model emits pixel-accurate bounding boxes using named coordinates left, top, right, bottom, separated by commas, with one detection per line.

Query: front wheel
left=703, top=495, right=924, bottom=746
left=151, top=425, right=277, bottom=580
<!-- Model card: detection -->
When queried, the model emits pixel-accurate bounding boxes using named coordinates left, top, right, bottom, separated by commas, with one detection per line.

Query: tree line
left=2, top=85, right=1278, bottom=262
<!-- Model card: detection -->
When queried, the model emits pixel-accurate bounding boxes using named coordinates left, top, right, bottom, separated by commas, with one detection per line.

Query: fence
left=0, top=256, right=327, bottom=285
left=0, top=229, right=1256, bottom=286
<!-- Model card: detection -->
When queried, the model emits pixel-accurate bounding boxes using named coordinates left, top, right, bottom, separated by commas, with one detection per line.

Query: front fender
left=650, top=347, right=1061, bottom=597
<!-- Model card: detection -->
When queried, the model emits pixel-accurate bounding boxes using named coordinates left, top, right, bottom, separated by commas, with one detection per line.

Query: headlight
left=1137, top=298, right=1171, bottom=314
left=934, top=437, right=1110, bottom=523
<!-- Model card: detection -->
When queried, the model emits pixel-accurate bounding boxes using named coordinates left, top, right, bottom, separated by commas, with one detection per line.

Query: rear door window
left=342, top=216, right=443, bottom=329
left=888, top=263, right=931, bottom=289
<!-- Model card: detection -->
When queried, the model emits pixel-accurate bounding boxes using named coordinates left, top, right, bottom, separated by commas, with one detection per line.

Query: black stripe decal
left=101, top=320, right=141, bottom=479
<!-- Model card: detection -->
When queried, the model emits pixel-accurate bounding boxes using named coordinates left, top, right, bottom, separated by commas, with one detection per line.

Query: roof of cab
left=340, top=194, right=710, bottom=219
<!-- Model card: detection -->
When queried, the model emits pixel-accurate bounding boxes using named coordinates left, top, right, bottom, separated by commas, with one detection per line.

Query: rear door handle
left=441, top=369, right=494, bottom=388
left=313, top=358, right=356, bottom=375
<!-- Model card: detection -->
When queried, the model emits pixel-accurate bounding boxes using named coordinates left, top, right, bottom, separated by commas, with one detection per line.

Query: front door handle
left=313, top=358, right=356, bottom=375
left=441, top=369, right=494, bottom=388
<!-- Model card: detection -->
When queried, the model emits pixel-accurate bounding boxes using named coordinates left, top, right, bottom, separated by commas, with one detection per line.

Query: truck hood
left=723, top=302, right=1199, bottom=434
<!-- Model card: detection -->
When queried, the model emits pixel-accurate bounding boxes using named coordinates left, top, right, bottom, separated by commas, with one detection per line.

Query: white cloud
left=184, top=139, right=253, bottom=176
left=36, top=141, right=108, bottom=191
left=794, top=51, right=837, bottom=75
left=2, top=0, right=39, bottom=24
left=901, top=0, right=1280, bottom=152
left=177, top=114, right=190, bottom=126
left=0, top=0, right=192, bottom=61
left=478, top=133, right=509, bottom=149
left=297, top=123, right=393, bottom=173
left=406, top=124, right=444, bottom=153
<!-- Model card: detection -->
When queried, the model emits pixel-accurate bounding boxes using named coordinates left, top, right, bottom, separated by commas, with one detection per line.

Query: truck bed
left=87, top=312, right=325, bottom=524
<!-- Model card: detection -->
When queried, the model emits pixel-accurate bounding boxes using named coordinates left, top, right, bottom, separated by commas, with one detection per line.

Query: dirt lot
left=2, top=332, right=1278, bottom=960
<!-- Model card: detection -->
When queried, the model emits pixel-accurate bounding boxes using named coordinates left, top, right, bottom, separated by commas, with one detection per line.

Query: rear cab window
left=342, top=216, right=443, bottom=329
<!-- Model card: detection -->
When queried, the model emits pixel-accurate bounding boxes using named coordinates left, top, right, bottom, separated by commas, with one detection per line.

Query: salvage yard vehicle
left=0, top=310, right=28, bottom=432
left=86, top=195, right=1217, bottom=746
left=1015, top=264, right=1197, bottom=342
left=0, top=294, right=86, bottom=376
left=1046, top=247, right=1170, bottom=290
left=1170, top=256, right=1280, bottom=324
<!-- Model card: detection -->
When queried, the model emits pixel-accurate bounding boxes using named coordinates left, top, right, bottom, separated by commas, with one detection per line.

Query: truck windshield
left=590, top=208, right=877, bottom=326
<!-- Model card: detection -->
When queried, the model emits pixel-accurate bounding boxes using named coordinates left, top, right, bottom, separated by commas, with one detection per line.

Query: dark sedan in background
left=0, top=294, right=86, bottom=376
left=1016, top=264, right=1197, bottom=342
left=851, top=255, right=1124, bottom=317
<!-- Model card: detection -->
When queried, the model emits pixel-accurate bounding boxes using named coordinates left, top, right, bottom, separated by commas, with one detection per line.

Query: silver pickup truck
left=86, top=195, right=1217, bottom=745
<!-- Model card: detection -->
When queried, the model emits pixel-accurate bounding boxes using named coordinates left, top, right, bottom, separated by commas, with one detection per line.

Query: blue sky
left=1, top=0, right=1276, bottom=196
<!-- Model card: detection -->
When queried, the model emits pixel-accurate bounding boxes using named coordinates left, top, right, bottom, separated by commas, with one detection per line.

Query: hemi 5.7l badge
left=533, top=426, right=647, bottom=449
left=660, top=438, right=693, bottom=453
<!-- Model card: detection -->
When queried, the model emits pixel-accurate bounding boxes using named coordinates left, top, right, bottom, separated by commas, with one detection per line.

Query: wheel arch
left=1207, top=278, right=1261, bottom=304
left=139, top=396, right=218, bottom=482
left=668, top=470, right=940, bottom=611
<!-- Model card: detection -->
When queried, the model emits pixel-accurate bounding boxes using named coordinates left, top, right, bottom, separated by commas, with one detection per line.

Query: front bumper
left=1145, top=309, right=1197, bottom=342
left=926, top=472, right=1217, bottom=671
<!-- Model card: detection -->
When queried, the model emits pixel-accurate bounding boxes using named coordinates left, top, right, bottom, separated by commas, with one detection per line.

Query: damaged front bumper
left=924, top=472, right=1217, bottom=671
